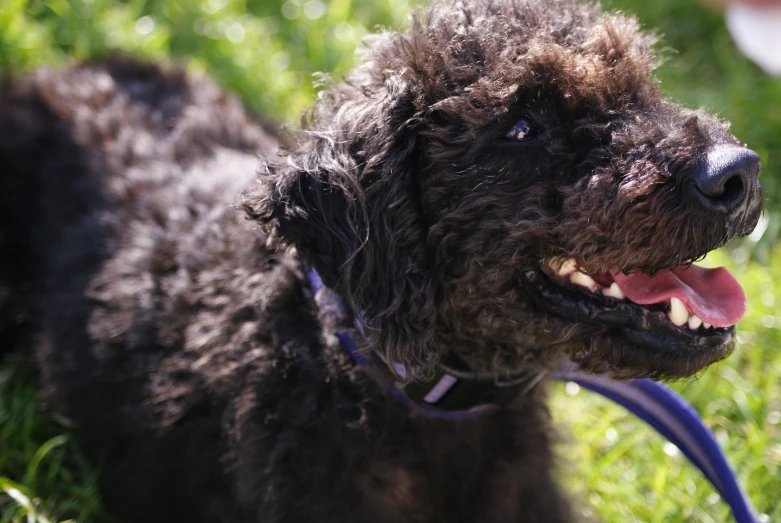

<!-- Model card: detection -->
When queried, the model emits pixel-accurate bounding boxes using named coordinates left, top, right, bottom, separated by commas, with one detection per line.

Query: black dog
left=0, top=0, right=761, bottom=521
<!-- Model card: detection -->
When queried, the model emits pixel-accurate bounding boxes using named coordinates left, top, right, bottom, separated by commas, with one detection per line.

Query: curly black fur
left=0, top=0, right=761, bottom=521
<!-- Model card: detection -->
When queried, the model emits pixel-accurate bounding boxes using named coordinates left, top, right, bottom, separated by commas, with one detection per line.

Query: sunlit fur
left=1, top=0, right=761, bottom=521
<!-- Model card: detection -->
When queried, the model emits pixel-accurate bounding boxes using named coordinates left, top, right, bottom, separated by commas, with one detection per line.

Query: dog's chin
left=523, top=259, right=741, bottom=379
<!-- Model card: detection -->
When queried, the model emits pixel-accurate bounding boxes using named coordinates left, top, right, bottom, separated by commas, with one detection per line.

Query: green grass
left=1, top=0, right=781, bottom=521
left=0, top=0, right=420, bottom=122
left=0, top=363, right=101, bottom=522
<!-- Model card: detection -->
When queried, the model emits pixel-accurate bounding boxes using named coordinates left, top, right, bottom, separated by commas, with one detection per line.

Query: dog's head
left=243, top=0, right=762, bottom=379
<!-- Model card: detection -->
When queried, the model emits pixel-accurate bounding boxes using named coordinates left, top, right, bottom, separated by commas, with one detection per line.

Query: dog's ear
left=241, top=82, right=437, bottom=372
left=243, top=146, right=367, bottom=287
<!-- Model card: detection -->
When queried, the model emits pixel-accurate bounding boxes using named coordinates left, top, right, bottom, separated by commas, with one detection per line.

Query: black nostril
left=690, top=146, right=761, bottom=212
left=720, top=174, right=744, bottom=203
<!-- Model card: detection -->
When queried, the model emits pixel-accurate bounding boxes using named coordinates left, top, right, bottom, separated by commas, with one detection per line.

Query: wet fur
left=0, top=0, right=759, bottom=521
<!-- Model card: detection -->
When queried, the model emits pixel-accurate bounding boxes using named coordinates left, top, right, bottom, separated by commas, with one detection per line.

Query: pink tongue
left=610, top=265, right=746, bottom=327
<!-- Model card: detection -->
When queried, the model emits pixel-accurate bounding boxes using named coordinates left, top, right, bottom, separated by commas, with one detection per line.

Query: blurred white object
left=726, top=2, right=781, bottom=75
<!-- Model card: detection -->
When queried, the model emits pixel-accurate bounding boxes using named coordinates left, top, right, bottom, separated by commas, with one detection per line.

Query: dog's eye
left=505, top=119, right=538, bottom=141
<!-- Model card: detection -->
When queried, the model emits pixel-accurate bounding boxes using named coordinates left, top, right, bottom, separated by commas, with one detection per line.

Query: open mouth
left=526, top=257, right=746, bottom=353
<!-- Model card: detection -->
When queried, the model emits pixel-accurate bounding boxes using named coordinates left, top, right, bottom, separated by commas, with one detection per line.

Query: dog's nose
left=690, top=146, right=761, bottom=213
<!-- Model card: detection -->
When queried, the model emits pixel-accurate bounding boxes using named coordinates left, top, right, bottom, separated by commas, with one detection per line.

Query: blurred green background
left=1, top=0, right=780, bottom=521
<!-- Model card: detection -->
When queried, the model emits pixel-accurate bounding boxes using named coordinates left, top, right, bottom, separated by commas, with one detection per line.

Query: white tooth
left=571, top=271, right=598, bottom=292
left=703, top=322, right=712, bottom=329
left=668, top=297, right=689, bottom=326
left=688, top=315, right=703, bottom=330
left=557, top=259, right=577, bottom=277
left=603, top=282, right=626, bottom=300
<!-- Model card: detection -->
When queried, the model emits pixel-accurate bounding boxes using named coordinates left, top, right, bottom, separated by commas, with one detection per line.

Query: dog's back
left=0, top=59, right=283, bottom=519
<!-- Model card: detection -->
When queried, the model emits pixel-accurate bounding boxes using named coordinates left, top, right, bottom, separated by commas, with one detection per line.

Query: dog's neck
left=306, top=267, right=545, bottom=419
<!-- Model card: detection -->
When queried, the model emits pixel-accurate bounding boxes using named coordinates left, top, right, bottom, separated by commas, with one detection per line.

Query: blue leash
left=552, top=370, right=757, bottom=523
left=308, top=269, right=758, bottom=522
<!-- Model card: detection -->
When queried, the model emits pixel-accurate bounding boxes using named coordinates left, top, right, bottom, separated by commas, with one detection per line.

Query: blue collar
left=308, top=268, right=542, bottom=420
left=306, top=268, right=758, bottom=522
